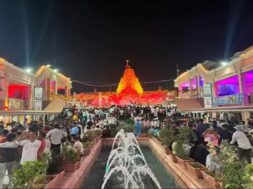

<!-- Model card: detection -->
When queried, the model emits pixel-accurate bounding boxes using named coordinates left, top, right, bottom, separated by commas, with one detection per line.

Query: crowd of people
left=0, top=103, right=253, bottom=188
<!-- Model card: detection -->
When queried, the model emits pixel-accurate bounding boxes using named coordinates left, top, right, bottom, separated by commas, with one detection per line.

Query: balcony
left=213, top=94, right=244, bottom=107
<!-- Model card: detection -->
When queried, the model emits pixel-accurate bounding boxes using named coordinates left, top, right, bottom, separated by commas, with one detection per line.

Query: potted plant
left=159, top=126, right=176, bottom=155
left=201, top=170, right=222, bottom=188
left=173, top=140, right=194, bottom=168
left=47, top=153, right=64, bottom=176
left=83, top=141, right=94, bottom=155
left=84, top=130, right=98, bottom=141
left=219, top=141, right=247, bottom=189
left=178, top=126, right=197, bottom=144
left=243, top=164, right=253, bottom=189
left=185, top=162, right=207, bottom=178
left=200, top=145, right=223, bottom=188
left=123, top=124, right=134, bottom=133
left=13, top=160, right=47, bottom=189
left=62, top=147, right=79, bottom=172
left=94, top=129, right=102, bottom=141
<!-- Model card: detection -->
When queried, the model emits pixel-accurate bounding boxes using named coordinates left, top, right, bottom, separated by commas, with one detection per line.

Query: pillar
left=196, top=75, right=200, bottom=98
left=241, top=112, right=250, bottom=123
left=3, top=77, right=9, bottom=109
left=189, top=78, right=192, bottom=98
left=238, top=72, right=248, bottom=106
left=43, top=78, right=47, bottom=101
left=64, top=86, right=68, bottom=96
left=29, top=80, right=35, bottom=110
left=55, top=80, right=58, bottom=95
left=68, top=88, right=71, bottom=96
left=46, top=78, right=50, bottom=100
left=211, top=112, right=217, bottom=120
left=65, top=86, right=71, bottom=97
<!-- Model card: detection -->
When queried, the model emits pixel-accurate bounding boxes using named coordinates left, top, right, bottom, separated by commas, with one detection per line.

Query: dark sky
left=1, top=0, right=253, bottom=92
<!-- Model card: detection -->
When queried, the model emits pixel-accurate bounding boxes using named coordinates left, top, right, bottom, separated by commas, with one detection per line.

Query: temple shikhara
left=116, top=60, right=143, bottom=96
left=74, top=60, right=176, bottom=106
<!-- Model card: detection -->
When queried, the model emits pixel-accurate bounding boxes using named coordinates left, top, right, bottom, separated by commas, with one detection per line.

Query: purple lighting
left=215, top=75, right=239, bottom=96
left=190, top=78, right=197, bottom=89
left=179, top=82, right=190, bottom=91
left=243, top=70, right=253, bottom=95
left=199, top=76, right=204, bottom=87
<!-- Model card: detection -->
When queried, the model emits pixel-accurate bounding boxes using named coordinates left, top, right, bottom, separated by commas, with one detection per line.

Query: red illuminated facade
left=0, top=59, right=34, bottom=110
left=75, top=62, right=176, bottom=106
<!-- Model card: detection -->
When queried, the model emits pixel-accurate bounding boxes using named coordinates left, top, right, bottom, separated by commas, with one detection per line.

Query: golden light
left=116, top=62, right=143, bottom=95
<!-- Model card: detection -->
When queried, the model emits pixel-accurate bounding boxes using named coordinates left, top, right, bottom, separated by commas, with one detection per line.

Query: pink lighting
left=190, top=78, right=197, bottom=89
left=215, top=75, right=239, bottom=96
left=179, top=82, right=190, bottom=91
left=243, top=70, right=253, bottom=95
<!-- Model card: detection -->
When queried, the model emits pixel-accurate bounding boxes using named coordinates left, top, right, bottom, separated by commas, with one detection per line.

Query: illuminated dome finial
left=125, top=59, right=131, bottom=69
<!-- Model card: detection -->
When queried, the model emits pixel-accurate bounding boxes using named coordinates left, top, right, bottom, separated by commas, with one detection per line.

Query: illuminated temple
left=116, top=60, right=143, bottom=96
left=75, top=61, right=176, bottom=106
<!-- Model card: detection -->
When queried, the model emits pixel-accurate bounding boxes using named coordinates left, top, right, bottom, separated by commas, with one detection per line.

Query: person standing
left=134, top=115, right=142, bottom=137
left=0, top=133, right=18, bottom=188
left=0, top=130, right=8, bottom=144
left=202, top=128, right=220, bottom=146
left=142, top=118, right=151, bottom=134
left=206, top=147, right=221, bottom=173
left=196, top=119, right=209, bottom=138
left=230, top=125, right=252, bottom=164
left=46, top=124, right=67, bottom=155
left=15, top=127, right=41, bottom=165
left=37, top=132, right=51, bottom=160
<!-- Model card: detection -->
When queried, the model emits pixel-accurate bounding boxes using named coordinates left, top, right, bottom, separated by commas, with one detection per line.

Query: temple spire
left=125, top=59, right=131, bottom=69
left=117, top=60, right=143, bottom=95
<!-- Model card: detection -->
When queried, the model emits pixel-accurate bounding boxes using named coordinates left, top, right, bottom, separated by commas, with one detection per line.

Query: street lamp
left=54, top=69, right=58, bottom=73
left=221, top=61, right=228, bottom=66
left=25, top=68, right=33, bottom=73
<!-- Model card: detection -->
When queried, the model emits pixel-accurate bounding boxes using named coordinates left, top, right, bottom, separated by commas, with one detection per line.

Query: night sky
left=1, top=0, right=253, bottom=92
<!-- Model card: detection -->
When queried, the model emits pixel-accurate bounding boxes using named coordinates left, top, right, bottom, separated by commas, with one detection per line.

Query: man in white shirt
left=230, top=125, right=252, bottom=163
left=15, top=128, right=41, bottom=165
left=46, top=124, right=67, bottom=155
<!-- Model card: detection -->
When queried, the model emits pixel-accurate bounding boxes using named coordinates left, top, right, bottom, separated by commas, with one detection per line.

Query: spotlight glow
left=54, top=69, right=58, bottom=73
left=221, top=61, right=228, bottom=66
left=25, top=68, right=33, bottom=73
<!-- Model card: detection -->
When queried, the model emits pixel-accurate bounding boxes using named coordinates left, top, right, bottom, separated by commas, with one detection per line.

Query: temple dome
left=116, top=60, right=143, bottom=96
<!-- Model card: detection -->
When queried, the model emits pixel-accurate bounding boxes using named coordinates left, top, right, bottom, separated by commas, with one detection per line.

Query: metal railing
left=213, top=93, right=244, bottom=106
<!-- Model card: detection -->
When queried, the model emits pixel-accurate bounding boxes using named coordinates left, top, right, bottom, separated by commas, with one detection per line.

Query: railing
left=213, top=93, right=244, bottom=107
left=49, top=94, right=74, bottom=101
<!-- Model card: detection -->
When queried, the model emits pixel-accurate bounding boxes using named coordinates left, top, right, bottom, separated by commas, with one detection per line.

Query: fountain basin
left=46, top=137, right=213, bottom=189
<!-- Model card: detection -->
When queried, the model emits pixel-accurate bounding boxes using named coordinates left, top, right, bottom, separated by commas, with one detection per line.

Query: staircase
left=44, top=98, right=66, bottom=112
left=173, top=98, right=204, bottom=112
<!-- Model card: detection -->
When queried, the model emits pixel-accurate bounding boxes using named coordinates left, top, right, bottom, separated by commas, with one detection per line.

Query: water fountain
left=101, top=129, right=161, bottom=189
